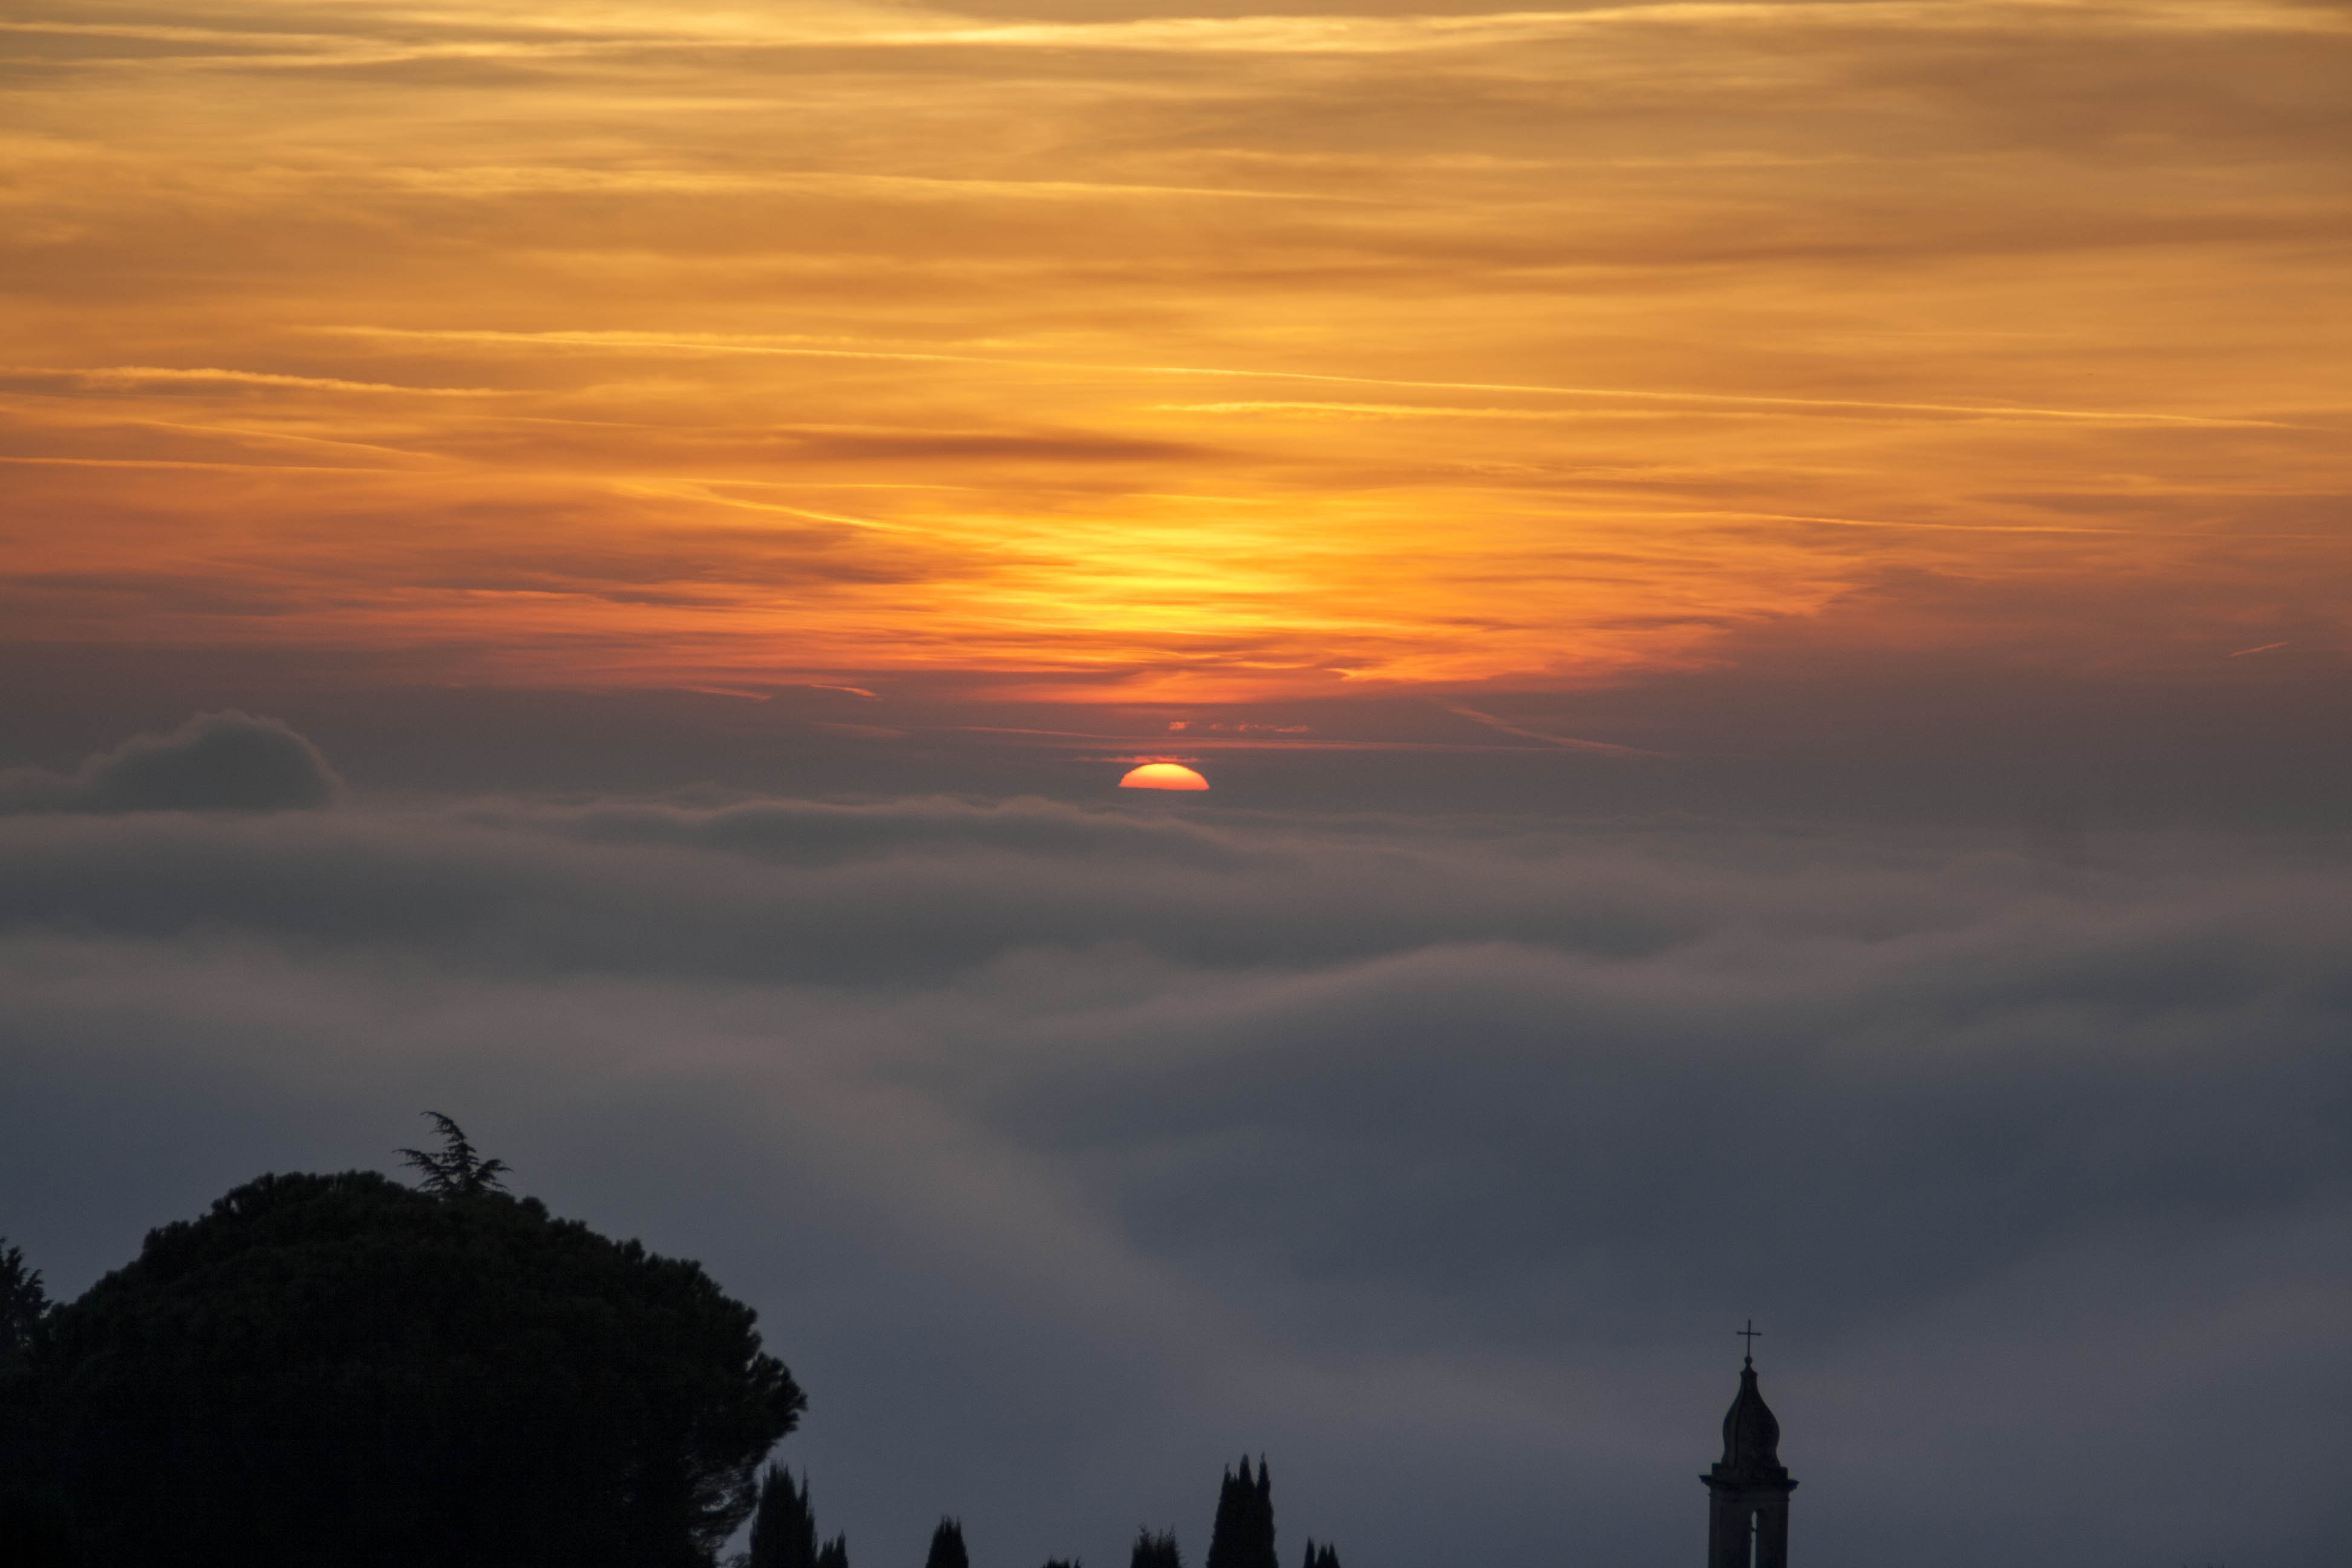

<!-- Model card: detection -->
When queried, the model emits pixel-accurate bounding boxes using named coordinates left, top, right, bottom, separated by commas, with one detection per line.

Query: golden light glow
left=2, top=0, right=2345, bottom=705
left=1120, top=763, right=1210, bottom=791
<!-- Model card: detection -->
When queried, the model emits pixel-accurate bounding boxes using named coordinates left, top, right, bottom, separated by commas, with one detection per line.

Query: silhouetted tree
left=1205, top=1457, right=1275, bottom=1568
left=1131, top=1528, right=1181, bottom=1568
left=396, top=1110, right=512, bottom=1196
left=17, top=1169, right=803, bottom=1568
left=1299, top=1541, right=1340, bottom=1568
left=1040, top=1558, right=1080, bottom=1568
left=925, top=1518, right=970, bottom=1568
left=746, top=1466, right=819, bottom=1568
left=743, top=1466, right=844, bottom=1568
left=0, top=1240, right=70, bottom=1566
left=0, top=1238, right=48, bottom=1376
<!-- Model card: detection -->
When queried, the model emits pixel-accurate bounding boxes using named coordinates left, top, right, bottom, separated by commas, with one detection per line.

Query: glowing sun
left=1119, top=762, right=1209, bottom=791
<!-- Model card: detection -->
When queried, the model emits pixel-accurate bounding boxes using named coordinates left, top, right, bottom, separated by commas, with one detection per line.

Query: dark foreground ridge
left=3, top=1121, right=1783, bottom=1568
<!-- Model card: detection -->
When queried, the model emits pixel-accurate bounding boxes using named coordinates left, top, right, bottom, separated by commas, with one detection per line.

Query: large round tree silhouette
left=19, top=1166, right=804, bottom=1568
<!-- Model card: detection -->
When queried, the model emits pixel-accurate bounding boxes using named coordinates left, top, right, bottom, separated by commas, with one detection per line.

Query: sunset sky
left=4, top=2, right=2350, bottom=1565
left=10, top=0, right=2346, bottom=747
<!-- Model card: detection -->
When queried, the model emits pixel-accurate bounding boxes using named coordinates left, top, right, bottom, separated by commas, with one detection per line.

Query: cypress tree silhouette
left=1299, top=1542, right=1339, bottom=1568
left=1204, top=1457, right=1275, bottom=1568
left=925, top=1518, right=969, bottom=1568
left=745, top=1466, right=819, bottom=1568
left=0, top=1240, right=70, bottom=1567
left=0, top=1237, right=48, bottom=1376
left=817, top=1537, right=850, bottom=1568
left=1130, top=1529, right=1181, bottom=1568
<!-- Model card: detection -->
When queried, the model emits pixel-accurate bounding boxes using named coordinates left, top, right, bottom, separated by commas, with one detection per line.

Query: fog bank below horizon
left=2, top=720, right=2347, bottom=1568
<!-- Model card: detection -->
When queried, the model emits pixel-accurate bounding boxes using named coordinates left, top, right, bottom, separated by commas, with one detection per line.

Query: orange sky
left=5, top=0, right=2347, bottom=710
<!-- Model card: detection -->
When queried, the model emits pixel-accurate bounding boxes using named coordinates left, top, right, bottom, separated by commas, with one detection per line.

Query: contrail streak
left=317, top=327, right=2287, bottom=429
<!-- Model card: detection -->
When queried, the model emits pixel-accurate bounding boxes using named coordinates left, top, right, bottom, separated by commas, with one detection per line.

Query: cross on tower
left=1737, top=1320, right=1762, bottom=1367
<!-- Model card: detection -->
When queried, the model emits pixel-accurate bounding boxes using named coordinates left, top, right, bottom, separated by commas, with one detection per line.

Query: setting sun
left=1119, top=763, right=1209, bottom=791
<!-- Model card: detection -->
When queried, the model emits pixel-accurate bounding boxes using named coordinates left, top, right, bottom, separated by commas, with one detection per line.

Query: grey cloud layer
left=2, top=777, right=2347, bottom=1568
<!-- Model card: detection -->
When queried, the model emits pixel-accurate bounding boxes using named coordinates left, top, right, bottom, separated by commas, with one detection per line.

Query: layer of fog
left=2, top=717, right=2347, bottom=1568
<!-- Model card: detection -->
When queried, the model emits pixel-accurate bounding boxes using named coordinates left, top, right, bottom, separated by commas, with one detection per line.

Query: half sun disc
left=1119, top=763, right=1209, bottom=791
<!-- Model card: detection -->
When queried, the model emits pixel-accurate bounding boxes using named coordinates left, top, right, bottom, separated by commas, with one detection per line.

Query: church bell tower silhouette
left=1701, top=1324, right=1797, bottom=1568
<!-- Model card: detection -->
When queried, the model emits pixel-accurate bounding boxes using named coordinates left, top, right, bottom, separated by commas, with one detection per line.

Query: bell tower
left=1700, top=1324, right=1797, bottom=1568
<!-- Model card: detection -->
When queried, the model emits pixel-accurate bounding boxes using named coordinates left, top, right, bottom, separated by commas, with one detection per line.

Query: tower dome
left=1700, top=1330, right=1796, bottom=1568
left=1717, top=1361, right=1785, bottom=1479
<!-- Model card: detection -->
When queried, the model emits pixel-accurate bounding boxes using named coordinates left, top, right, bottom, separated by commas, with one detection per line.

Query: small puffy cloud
left=0, top=711, right=342, bottom=815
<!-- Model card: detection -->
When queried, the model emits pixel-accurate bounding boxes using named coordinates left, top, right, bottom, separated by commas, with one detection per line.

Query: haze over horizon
left=2, top=1, right=2349, bottom=1564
